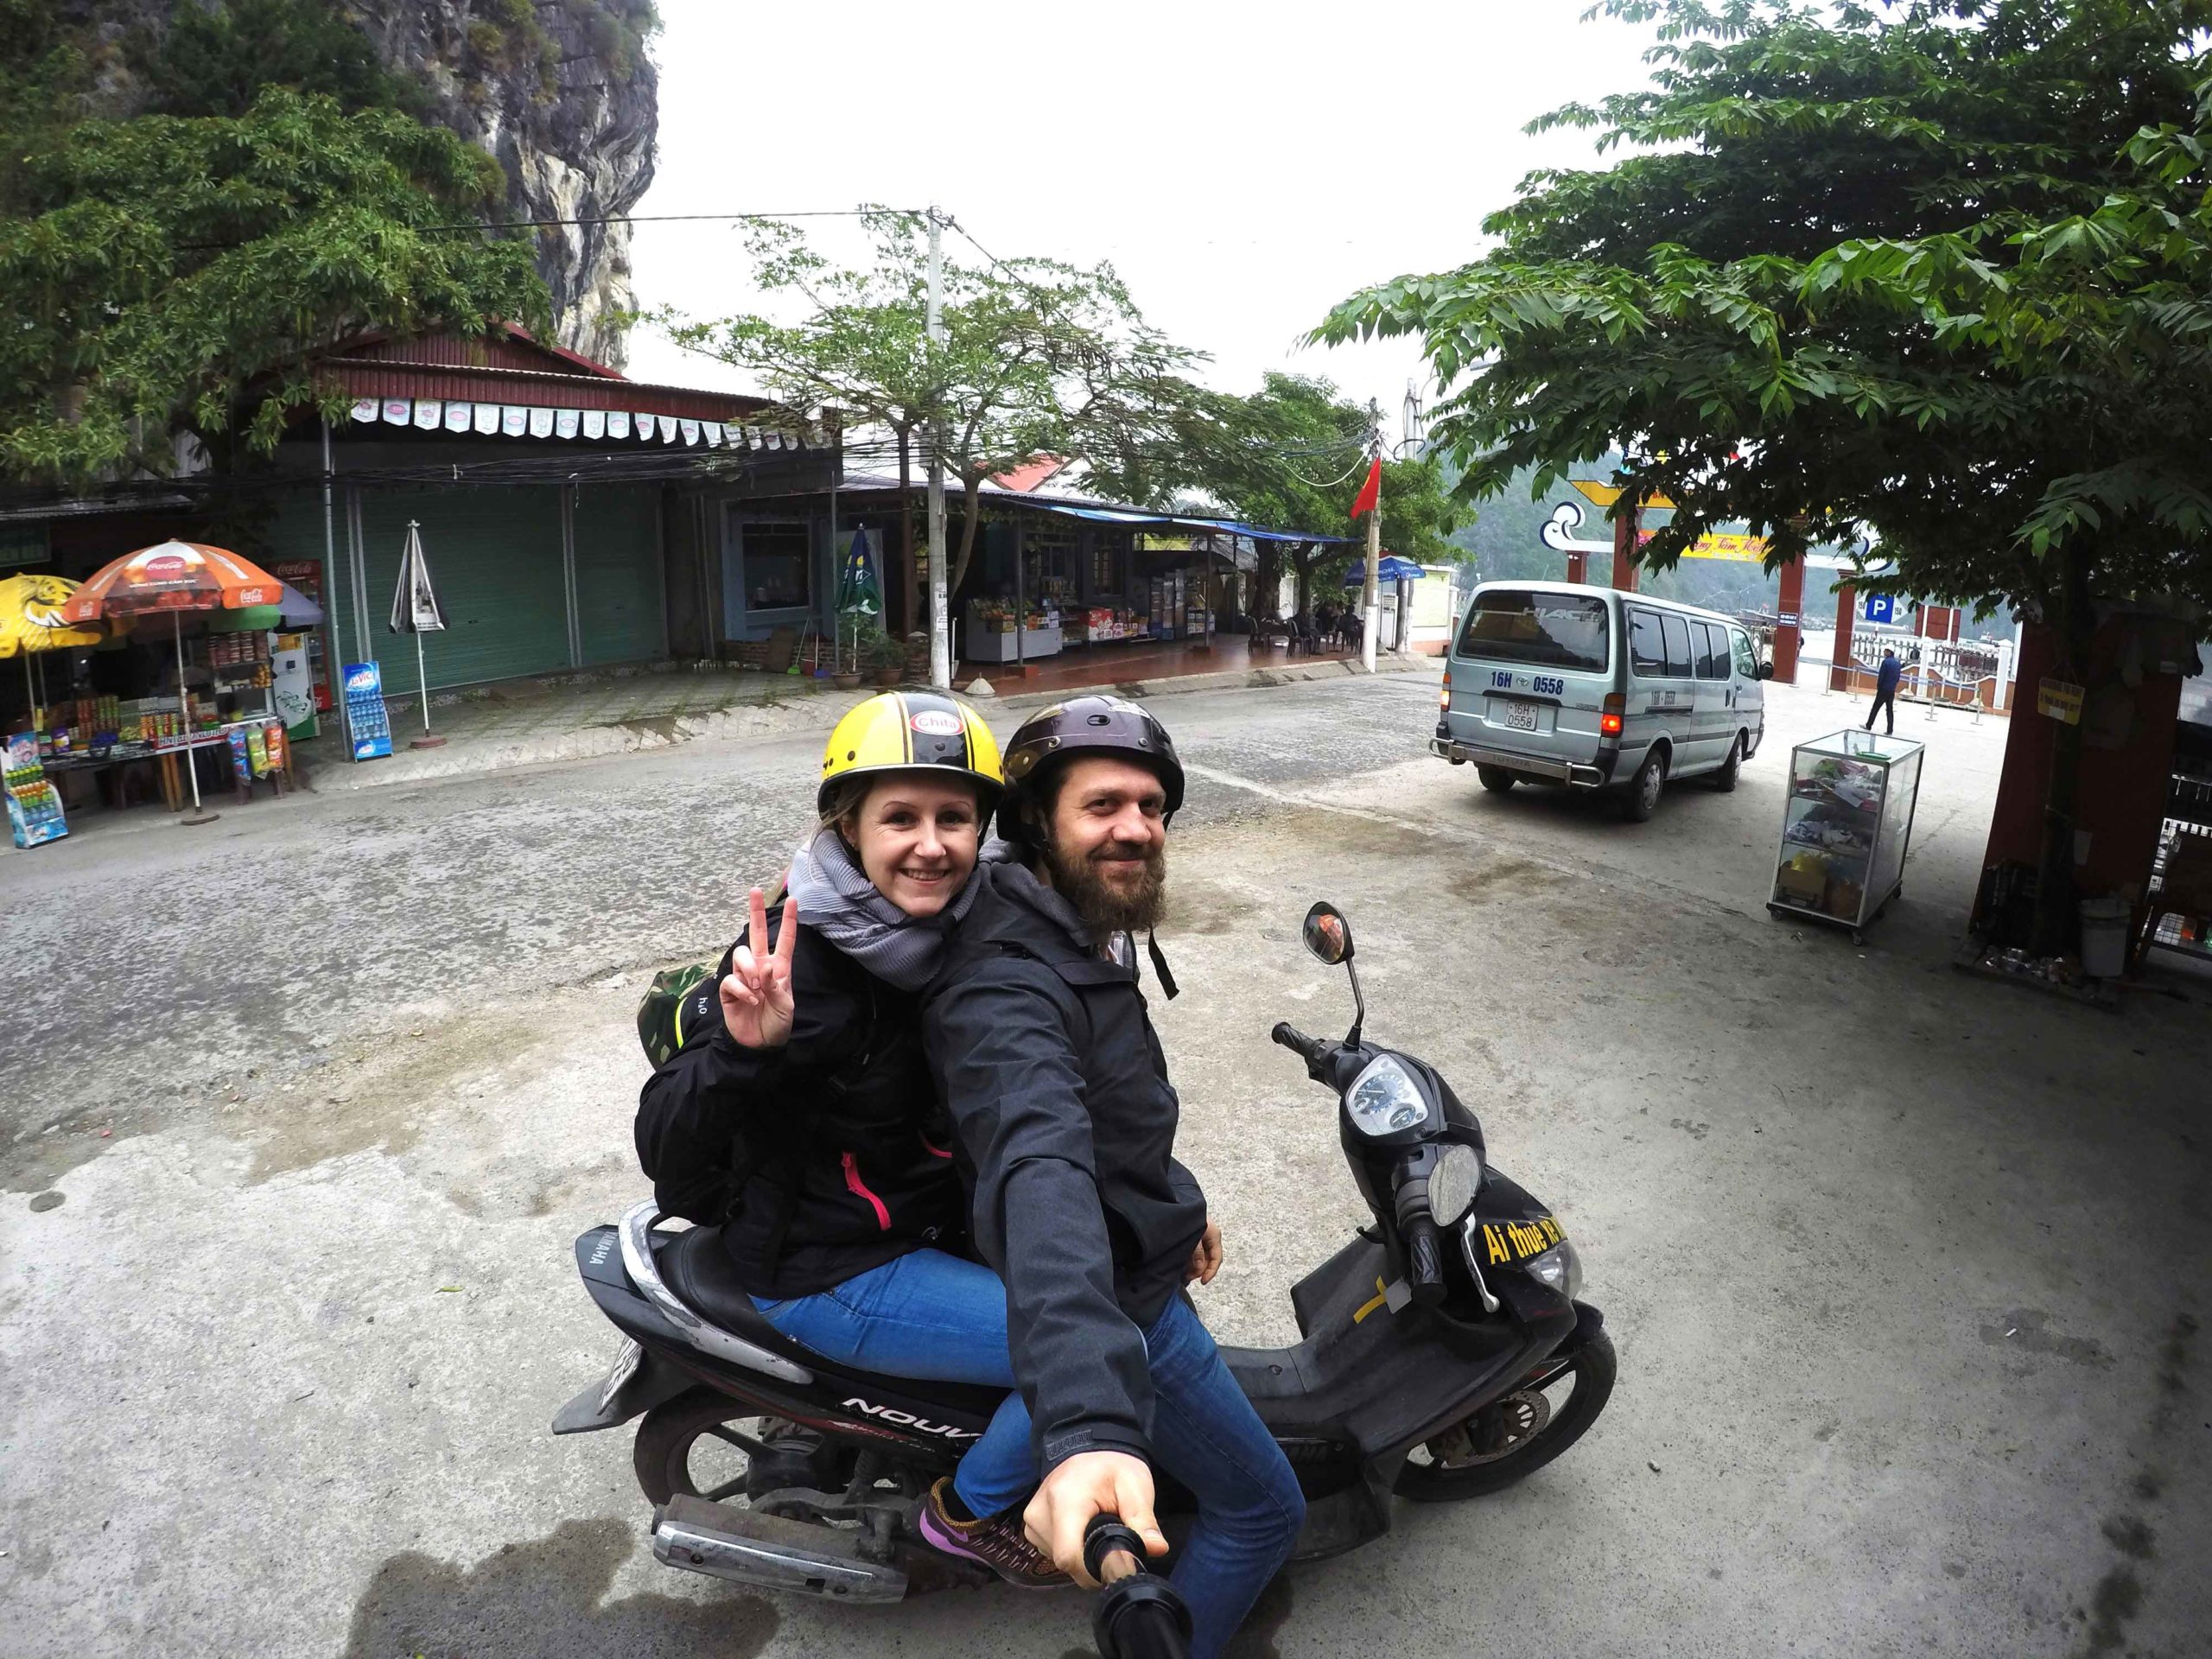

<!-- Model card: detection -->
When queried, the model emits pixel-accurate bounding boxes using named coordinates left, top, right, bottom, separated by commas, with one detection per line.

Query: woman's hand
left=720, top=887, right=798, bottom=1048
left=1185, top=1219, right=1223, bottom=1286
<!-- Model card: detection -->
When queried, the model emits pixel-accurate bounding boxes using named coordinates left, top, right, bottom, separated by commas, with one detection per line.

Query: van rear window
left=1458, top=591, right=1610, bottom=672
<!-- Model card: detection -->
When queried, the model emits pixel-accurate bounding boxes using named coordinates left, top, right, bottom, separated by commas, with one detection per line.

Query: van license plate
left=1503, top=702, right=1539, bottom=733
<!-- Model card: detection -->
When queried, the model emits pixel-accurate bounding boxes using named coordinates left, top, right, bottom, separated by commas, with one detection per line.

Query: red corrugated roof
left=991, top=456, right=1069, bottom=493
left=308, top=325, right=772, bottom=423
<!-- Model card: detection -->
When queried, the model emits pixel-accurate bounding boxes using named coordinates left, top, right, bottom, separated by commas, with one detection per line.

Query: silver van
left=1431, top=581, right=1772, bottom=821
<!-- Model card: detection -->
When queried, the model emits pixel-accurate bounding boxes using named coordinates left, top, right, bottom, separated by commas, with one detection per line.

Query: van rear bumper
left=1430, top=736, right=1611, bottom=788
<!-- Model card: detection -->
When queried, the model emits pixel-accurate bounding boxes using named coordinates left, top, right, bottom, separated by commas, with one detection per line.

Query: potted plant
left=856, top=622, right=906, bottom=687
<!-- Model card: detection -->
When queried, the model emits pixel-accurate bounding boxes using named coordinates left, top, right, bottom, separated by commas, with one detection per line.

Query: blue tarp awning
left=1344, top=556, right=1425, bottom=585
left=1021, top=501, right=1349, bottom=545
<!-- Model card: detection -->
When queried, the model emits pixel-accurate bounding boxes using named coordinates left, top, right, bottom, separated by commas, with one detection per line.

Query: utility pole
left=925, top=207, right=951, bottom=689
left=1361, top=399, right=1382, bottom=674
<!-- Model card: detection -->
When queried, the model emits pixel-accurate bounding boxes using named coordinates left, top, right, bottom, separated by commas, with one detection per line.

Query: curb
left=297, top=654, right=1433, bottom=795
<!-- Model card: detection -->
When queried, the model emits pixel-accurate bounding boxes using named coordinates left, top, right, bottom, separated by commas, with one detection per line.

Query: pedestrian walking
left=1865, top=647, right=1903, bottom=735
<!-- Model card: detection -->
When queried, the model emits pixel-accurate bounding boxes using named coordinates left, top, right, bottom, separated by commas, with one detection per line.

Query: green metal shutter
left=357, top=486, right=569, bottom=690
left=573, top=486, right=667, bottom=665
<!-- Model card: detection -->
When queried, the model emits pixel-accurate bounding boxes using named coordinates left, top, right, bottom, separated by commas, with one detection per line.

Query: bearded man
left=918, top=696, right=1304, bottom=1659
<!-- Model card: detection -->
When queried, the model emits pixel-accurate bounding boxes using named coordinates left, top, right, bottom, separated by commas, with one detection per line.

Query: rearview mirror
left=1759, top=661, right=1776, bottom=681
left=1303, top=901, right=1354, bottom=965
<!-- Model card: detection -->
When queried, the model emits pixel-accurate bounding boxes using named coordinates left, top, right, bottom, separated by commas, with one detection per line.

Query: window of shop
left=1091, top=535, right=1124, bottom=598
left=1027, top=527, right=1079, bottom=609
left=739, top=521, right=810, bottom=611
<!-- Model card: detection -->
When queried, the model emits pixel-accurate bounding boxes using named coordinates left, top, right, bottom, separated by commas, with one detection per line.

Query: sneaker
left=915, top=1478, right=1069, bottom=1589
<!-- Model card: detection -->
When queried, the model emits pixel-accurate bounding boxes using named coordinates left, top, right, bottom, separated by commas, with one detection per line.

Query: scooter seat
left=657, top=1225, right=827, bottom=1369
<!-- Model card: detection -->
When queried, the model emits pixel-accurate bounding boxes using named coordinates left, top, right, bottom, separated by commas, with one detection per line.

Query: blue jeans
left=760, top=1260, right=1305, bottom=1659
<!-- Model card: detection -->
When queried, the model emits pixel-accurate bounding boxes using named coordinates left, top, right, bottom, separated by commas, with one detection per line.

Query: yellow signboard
left=1570, top=480, right=1677, bottom=511
left=1681, top=531, right=1768, bottom=563
left=1635, top=529, right=1769, bottom=563
left=2037, top=677, right=2085, bottom=726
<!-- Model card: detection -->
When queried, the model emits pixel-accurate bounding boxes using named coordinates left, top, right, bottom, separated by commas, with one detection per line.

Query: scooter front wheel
left=1394, top=1329, right=1616, bottom=1502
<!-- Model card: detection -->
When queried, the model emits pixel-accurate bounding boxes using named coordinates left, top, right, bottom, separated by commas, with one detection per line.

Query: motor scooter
left=554, top=900, right=1615, bottom=1604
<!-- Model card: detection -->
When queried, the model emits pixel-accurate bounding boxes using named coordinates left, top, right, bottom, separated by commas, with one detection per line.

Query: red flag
left=1348, top=457, right=1381, bottom=519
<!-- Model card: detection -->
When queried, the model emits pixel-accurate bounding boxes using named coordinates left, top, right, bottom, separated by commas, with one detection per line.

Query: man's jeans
left=756, top=1258, right=1305, bottom=1659
left=1866, top=687, right=1897, bottom=734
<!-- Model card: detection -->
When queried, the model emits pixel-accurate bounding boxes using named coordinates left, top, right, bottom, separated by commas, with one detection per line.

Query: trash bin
left=2078, top=895, right=2130, bottom=978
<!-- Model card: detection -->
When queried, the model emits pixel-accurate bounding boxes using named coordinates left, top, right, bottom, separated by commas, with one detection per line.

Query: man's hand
left=1185, top=1219, right=1223, bottom=1286
left=719, top=887, right=798, bottom=1048
left=1023, top=1451, right=1168, bottom=1588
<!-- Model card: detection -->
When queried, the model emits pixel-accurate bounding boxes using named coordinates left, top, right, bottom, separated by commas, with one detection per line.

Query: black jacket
left=634, top=916, right=966, bottom=1299
left=923, top=860, right=1208, bottom=1474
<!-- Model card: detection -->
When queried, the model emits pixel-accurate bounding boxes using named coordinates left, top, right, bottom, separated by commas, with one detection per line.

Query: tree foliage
left=1315, top=0, right=2212, bottom=948
left=132, top=0, right=425, bottom=119
left=666, top=210, right=1212, bottom=594
left=1314, top=0, right=2212, bottom=623
left=1128, top=372, right=1465, bottom=611
left=0, top=11, right=551, bottom=488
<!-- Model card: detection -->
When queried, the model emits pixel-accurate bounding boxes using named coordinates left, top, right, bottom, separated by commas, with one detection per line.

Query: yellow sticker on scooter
left=1482, top=1215, right=1566, bottom=1266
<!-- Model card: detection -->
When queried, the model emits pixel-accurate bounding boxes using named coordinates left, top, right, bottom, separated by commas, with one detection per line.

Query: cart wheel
left=1852, top=931, right=1866, bottom=946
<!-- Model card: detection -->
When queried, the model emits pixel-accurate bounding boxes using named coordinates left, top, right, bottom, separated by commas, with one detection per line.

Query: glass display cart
left=1767, top=728, right=1925, bottom=944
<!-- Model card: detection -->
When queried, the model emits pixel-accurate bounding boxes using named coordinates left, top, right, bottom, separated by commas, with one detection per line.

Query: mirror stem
left=1344, top=957, right=1367, bottom=1047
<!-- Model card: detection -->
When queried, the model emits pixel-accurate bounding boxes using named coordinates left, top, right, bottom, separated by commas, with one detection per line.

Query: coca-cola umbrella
left=63, top=539, right=286, bottom=822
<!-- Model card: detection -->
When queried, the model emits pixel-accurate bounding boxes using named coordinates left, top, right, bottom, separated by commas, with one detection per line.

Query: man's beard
left=1042, top=837, right=1168, bottom=935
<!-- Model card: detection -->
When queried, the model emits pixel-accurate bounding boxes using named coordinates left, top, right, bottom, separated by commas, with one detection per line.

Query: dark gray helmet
left=995, top=694, right=1185, bottom=847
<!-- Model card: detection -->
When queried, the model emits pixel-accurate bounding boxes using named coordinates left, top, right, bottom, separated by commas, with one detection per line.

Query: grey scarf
left=785, top=827, right=984, bottom=990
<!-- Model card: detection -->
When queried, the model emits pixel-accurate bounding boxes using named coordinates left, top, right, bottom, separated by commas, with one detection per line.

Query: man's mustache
left=1090, top=847, right=1155, bottom=862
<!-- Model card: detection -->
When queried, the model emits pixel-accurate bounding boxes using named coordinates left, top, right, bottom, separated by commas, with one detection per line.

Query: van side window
left=1661, top=613, right=1694, bottom=678
left=1630, top=608, right=1665, bottom=677
left=1695, top=621, right=1728, bottom=680
left=1731, top=627, right=1760, bottom=678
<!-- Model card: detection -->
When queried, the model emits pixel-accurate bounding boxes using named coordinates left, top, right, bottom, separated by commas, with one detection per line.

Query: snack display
left=1768, top=729, right=1924, bottom=939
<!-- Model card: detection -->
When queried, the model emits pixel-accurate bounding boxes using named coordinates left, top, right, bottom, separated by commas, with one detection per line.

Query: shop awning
left=1023, top=502, right=1348, bottom=544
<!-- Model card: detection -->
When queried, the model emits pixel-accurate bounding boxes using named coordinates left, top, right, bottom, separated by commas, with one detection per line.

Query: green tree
left=0, top=77, right=549, bottom=486
left=1315, top=0, right=2212, bottom=948
left=132, top=0, right=423, bottom=119
left=1155, top=372, right=1465, bottom=613
left=667, top=209, right=1211, bottom=602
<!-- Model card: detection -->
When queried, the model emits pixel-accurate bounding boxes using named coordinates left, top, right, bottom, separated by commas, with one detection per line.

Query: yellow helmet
left=818, top=690, right=1005, bottom=814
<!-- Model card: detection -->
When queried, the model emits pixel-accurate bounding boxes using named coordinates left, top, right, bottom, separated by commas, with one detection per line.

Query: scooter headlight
left=1344, top=1054, right=1431, bottom=1138
left=1525, top=1239, right=1584, bottom=1301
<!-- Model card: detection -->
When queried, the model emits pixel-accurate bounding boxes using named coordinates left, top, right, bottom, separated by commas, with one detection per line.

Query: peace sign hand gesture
left=720, top=886, right=798, bottom=1049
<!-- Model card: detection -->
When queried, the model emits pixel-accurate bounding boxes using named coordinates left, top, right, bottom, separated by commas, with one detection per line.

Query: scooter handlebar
left=1271, top=1021, right=1326, bottom=1065
left=1402, top=1212, right=1449, bottom=1309
left=1087, top=1516, right=1193, bottom=1659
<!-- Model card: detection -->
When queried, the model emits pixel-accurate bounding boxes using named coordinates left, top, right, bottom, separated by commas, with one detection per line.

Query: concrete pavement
left=1, top=673, right=2204, bottom=1659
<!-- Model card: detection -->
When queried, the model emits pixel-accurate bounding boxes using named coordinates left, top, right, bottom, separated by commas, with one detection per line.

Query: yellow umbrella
left=0, top=573, right=124, bottom=713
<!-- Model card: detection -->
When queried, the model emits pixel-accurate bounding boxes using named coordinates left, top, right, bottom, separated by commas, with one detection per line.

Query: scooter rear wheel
left=1394, top=1329, right=1616, bottom=1501
left=633, top=1389, right=771, bottom=1506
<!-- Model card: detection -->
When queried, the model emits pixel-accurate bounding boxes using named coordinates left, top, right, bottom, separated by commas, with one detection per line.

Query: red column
left=1610, top=506, right=1639, bottom=591
left=1772, top=556, right=1805, bottom=683
left=1566, top=549, right=1588, bottom=584
left=1830, top=581, right=1857, bottom=692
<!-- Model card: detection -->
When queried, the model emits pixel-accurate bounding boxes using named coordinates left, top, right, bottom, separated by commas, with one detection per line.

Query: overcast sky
left=623, top=2, right=1662, bottom=442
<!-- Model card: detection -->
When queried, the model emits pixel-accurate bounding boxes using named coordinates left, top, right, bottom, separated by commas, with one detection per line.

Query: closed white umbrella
left=387, top=520, right=448, bottom=749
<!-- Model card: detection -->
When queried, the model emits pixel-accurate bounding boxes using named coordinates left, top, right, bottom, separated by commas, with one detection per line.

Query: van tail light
left=1600, top=693, right=1624, bottom=737
left=1440, top=668, right=1451, bottom=711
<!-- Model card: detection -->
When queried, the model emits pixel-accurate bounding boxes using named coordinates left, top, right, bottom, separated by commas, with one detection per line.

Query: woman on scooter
left=633, top=690, right=1061, bottom=1586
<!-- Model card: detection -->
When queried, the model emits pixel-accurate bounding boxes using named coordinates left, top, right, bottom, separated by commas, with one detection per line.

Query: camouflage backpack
left=636, top=961, right=716, bottom=1067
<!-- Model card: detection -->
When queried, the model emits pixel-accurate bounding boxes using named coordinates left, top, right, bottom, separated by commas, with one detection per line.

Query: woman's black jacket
left=633, top=913, right=965, bottom=1299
